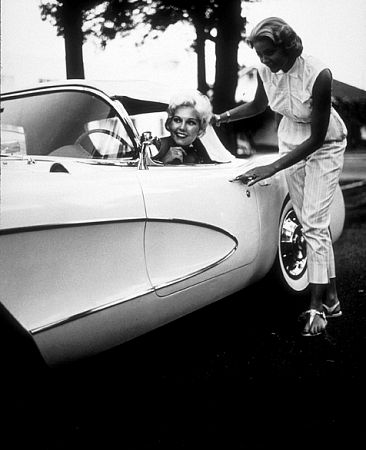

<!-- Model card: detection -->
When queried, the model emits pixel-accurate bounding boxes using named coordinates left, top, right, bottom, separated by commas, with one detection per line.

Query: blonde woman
left=155, top=90, right=213, bottom=164
left=214, top=17, right=347, bottom=336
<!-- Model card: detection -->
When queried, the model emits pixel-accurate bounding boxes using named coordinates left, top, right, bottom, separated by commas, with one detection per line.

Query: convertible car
left=0, top=80, right=345, bottom=366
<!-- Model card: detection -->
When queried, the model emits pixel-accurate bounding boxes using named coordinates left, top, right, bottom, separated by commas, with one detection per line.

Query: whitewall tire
left=276, top=197, right=309, bottom=293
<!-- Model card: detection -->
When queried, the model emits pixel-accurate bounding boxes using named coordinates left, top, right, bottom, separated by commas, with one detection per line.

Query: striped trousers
left=280, top=139, right=346, bottom=284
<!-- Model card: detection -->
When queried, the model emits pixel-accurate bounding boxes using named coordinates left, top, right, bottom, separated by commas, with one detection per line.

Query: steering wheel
left=74, top=128, right=130, bottom=157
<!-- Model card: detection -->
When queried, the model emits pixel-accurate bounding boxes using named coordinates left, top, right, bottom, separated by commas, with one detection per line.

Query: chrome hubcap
left=280, top=209, right=307, bottom=279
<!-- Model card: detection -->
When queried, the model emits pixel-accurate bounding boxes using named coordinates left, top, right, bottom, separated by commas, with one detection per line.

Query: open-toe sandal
left=322, top=301, right=342, bottom=318
left=300, top=309, right=327, bottom=337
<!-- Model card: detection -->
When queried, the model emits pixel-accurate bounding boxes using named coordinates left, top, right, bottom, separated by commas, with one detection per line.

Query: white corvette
left=0, top=81, right=345, bottom=366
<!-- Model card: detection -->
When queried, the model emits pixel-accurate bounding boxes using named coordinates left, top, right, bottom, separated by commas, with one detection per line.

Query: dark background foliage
left=40, top=0, right=366, bottom=153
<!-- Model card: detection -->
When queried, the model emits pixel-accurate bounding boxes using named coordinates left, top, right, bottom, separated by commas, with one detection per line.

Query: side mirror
left=138, top=131, right=162, bottom=169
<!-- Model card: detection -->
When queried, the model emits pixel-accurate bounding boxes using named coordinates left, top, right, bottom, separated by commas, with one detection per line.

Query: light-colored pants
left=280, top=140, right=346, bottom=284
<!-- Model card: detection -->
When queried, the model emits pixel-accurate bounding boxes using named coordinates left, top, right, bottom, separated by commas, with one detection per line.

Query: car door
left=0, top=162, right=152, bottom=362
left=138, top=163, right=261, bottom=297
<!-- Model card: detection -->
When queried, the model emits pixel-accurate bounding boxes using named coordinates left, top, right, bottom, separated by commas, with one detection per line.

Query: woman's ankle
left=324, top=278, right=339, bottom=306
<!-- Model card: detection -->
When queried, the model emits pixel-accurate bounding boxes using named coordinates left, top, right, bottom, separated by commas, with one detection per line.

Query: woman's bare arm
left=232, top=69, right=333, bottom=186
left=215, top=73, right=269, bottom=124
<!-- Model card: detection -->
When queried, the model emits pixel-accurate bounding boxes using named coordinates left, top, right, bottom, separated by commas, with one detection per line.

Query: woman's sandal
left=300, top=309, right=327, bottom=337
left=322, top=301, right=342, bottom=318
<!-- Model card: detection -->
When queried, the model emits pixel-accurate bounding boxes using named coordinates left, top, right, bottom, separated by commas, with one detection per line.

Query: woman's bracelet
left=224, top=111, right=231, bottom=122
left=220, top=111, right=231, bottom=123
left=214, top=110, right=231, bottom=127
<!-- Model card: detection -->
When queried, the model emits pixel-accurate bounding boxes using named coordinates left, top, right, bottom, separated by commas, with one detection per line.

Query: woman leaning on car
left=212, top=17, right=347, bottom=337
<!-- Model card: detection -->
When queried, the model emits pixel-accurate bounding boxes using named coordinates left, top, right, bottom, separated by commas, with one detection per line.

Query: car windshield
left=0, top=90, right=138, bottom=160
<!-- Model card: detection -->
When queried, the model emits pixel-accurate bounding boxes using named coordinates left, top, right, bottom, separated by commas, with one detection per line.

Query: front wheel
left=275, top=197, right=309, bottom=293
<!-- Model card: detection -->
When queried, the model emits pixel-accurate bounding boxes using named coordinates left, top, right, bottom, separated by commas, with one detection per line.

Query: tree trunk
left=213, top=0, right=242, bottom=112
left=62, top=2, right=85, bottom=79
left=212, top=0, right=243, bottom=151
left=193, top=19, right=209, bottom=94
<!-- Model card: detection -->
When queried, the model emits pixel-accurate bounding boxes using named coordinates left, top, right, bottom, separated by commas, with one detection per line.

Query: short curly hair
left=165, top=90, right=213, bottom=135
left=247, top=17, right=303, bottom=59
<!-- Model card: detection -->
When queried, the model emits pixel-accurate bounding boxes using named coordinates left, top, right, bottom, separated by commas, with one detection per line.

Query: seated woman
left=154, top=90, right=213, bottom=164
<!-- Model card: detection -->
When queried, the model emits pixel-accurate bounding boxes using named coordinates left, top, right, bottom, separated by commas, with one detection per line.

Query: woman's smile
left=175, top=131, right=188, bottom=138
left=169, top=106, right=201, bottom=146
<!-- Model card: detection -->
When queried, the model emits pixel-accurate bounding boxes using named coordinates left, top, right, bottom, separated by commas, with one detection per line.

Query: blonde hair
left=247, top=17, right=303, bottom=59
left=165, top=90, right=213, bottom=134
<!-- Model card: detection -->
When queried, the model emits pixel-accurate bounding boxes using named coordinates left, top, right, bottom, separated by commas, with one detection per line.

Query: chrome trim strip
left=30, top=249, right=236, bottom=335
left=145, top=218, right=239, bottom=289
left=1, top=83, right=116, bottom=102
left=30, top=287, right=156, bottom=335
left=15, top=217, right=237, bottom=335
left=0, top=218, right=146, bottom=235
left=0, top=217, right=238, bottom=240
left=152, top=245, right=237, bottom=291
left=148, top=218, right=238, bottom=242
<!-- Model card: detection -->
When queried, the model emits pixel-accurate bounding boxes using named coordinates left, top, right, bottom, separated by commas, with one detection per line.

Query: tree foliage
left=88, top=0, right=248, bottom=149
left=40, top=0, right=105, bottom=78
left=89, top=0, right=246, bottom=108
left=40, top=1, right=254, bottom=150
left=90, top=1, right=222, bottom=94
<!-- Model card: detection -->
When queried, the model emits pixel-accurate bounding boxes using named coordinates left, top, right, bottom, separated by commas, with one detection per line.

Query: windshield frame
left=1, top=85, right=141, bottom=162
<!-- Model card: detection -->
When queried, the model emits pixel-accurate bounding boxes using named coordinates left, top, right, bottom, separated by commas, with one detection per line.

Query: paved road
left=3, top=183, right=366, bottom=450
left=341, top=150, right=366, bottom=182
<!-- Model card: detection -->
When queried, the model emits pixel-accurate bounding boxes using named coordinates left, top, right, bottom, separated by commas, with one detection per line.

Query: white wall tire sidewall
left=278, top=199, right=309, bottom=293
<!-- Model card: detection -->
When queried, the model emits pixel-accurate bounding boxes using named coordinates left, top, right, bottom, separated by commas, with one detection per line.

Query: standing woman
left=213, top=17, right=347, bottom=336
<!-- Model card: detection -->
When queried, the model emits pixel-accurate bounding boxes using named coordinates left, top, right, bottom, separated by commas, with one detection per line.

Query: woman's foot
left=324, top=278, right=342, bottom=317
left=300, top=309, right=327, bottom=336
left=322, top=300, right=342, bottom=318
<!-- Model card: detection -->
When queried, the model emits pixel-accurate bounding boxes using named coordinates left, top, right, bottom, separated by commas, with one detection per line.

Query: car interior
left=1, top=89, right=233, bottom=165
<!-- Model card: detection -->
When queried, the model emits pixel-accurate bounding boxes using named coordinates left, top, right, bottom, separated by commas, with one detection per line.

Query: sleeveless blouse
left=258, top=54, right=347, bottom=150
